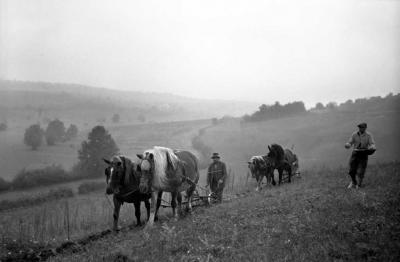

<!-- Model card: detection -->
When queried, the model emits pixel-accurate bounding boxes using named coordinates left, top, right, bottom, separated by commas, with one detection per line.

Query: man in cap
left=206, top=153, right=227, bottom=203
left=345, top=122, right=376, bottom=188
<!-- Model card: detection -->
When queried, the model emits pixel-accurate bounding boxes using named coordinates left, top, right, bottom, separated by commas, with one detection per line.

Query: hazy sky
left=1, top=0, right=399, bottom=106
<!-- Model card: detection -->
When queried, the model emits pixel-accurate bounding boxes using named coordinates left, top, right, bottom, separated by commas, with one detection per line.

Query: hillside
left=0, top=80, right=254, bottom=126
left=4, top=162, right=395, bottom=262
left=199, top=102, right=400, bottom=182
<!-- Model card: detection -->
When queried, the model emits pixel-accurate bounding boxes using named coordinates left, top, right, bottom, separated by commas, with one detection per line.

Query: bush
left=65, top=124, right=78, bottom=141
left=0, top=122, right=7, bottom=131
left=12, top=165, right=72, bottom=189
left=0, top=177, right=10, bottom=192
left=112, top=113, right=120, bottom=123
left=45, top=119, right=66, bottom=145
left=0, top=187, right=74, bottom=211
left=24, top=124, right=44, bottom=150
left=78, top=181, right=105, bottom=194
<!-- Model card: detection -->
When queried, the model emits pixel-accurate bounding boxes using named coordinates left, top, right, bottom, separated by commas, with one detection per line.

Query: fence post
left=65, top=200, right=70, bottom=241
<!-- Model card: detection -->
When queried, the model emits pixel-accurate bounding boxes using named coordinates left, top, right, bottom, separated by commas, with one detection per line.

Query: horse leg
left=186, top=184, right=196, bottom=213
left=133, top=199, right=142, bottom=227
left=154, top=191, right=163, bottom=222
left=287, top=165, right=292, bottom=183
left=278, top=167, right=283, bottom=185
left=177, top=192, right=182, bottom=215
left=256, top=174, right=261, bottom=191
left=147, top=191, right=158, bottom=226
left=171, top=191, right=179, bottom=220
left=112, top=196, right=121, bottom=231
left=144, top=198, right=150, bottom=222
left=271, top=169, right=276, bottom=186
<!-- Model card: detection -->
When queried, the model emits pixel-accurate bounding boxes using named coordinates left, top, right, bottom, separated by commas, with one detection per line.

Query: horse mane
left=145, top=146, right=180, bottom=178
left=113, top=155, right=136, bottom=186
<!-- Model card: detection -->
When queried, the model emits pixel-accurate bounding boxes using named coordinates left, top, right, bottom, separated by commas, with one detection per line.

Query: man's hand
left=218, top=179, right=223, bottom=184
left=345, top=143, right=351, bottom=149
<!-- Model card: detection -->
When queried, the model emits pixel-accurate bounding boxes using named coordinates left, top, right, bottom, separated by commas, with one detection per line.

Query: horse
left=103, top=155, right=151, bottom=230
left=284, top=148, right=300, bottom=177
left=248, top=155, right=275, bottom=191
left=267, top=144, right=292, bottom=185
left=137, top=146, right=199, bottom=226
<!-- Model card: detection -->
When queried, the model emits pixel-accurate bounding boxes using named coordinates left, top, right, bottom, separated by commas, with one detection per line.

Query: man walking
left=206, top=153, right=227, bottom=203
left=345, top=122, right=376, bottom=188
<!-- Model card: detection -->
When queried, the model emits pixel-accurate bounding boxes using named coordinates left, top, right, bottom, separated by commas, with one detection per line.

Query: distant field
left=201, top=110, right=400, bottom=181
left=0, top=119, right=210, bottom=181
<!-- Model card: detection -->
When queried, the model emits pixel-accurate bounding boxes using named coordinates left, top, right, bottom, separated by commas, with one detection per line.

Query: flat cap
left=357, top=122, right=367, bottom=128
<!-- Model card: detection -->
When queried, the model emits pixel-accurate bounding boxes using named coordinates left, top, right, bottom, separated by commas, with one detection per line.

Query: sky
left=0, top=0, right=399, bottom=106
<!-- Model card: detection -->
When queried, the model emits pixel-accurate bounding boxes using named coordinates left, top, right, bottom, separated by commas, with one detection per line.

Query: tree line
left=242, top=101, right=307, bottom=122
left=24, top=119, right=78, bottom=150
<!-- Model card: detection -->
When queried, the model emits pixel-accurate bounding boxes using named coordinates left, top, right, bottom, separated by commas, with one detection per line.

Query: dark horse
left=104, top=155, right=151, bottom=230
left=266, top=144, right=293, bottom=185
left=137, top=146, right=199, bottom=226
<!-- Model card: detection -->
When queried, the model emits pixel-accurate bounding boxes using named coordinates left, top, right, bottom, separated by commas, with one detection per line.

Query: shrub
left=45, top=119, right=66, bottom=145
left=78, top=181, right=105, bottom=194
left=12, top=165, right=72, bottom=189
left=0, top=177, right=10, bottom=192
left=0, top=122, right=7, bottom=131
left=65, top=124, right=78, bottom=141
left=24, top=124, right=44, bottom=150
left=112, top=113, right=120, bottom=123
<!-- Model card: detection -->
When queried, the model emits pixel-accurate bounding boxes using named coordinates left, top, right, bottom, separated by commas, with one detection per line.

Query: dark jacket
left=207, top=161, right=227, bottom=191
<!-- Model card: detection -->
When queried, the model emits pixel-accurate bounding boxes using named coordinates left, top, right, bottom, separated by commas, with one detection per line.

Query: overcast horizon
left=1, top=0, right=399, bottom=107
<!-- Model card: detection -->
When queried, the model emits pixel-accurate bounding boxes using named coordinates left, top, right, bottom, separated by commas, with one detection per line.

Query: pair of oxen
left=104, top=146, right=199, bottom=230
left=248, top=144, right=300, bottom=191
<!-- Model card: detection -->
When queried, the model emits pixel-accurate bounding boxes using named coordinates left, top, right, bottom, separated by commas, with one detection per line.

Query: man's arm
left=345, top=133, right=355, bottom=149
left=368, top=133, right=376, bottom=150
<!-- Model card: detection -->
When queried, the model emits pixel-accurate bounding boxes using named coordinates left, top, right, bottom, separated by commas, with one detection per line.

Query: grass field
left=200, top=110, right=400, bottom=185
left=0, top=119, right=210, bottom=181
left=32, top=162, right=399, bottom=262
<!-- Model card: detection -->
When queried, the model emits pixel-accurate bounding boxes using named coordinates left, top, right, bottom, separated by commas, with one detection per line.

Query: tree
left=315, top=102, right=324, bottom=110
left=77, top=125, right=119, bottom=178
left=65, top=124, right=78, bottom=141
left=45, top=119, right=66, bottom=145
left=326, top=102, right=338, bottom=110
left=0, top=122, right=7, bottom=132
left=24, top=124, right=44, bottom=150
left=112, top=113, right=120, bottom=123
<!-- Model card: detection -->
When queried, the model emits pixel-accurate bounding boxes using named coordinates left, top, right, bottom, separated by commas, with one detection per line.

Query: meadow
left=200, top=110, right=400, bottom=182
left=35, top=162, right=400, bottom=261
left=1, top=99, right=400, bottom=261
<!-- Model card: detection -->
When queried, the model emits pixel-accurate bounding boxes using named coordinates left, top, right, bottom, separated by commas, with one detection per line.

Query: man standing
left=206, top=153, right=227, bottom=203
left=345, top=122, right=376, bottom=188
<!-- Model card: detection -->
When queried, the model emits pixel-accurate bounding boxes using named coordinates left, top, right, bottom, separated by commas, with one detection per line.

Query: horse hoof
left=135, top=222, right=142, bottom=227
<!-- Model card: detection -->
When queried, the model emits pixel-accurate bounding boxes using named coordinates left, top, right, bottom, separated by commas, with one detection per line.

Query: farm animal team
left=103, top=122, right=375, bottom=229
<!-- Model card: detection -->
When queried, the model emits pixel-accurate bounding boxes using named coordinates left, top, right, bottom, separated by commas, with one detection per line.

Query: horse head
left=137, top=152, right=154, bottom=194
left=103, top=156, right=126, bottom=195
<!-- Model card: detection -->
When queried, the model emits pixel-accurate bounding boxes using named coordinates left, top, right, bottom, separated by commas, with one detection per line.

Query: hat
left=211, top=153, right=220, bottom=159
left=357, top=122, right=367, bottom=128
